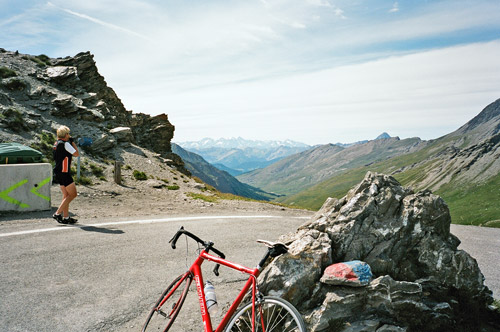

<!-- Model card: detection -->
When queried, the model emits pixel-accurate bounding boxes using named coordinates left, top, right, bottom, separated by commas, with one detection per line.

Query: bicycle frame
left=164, top=248, right=262, bottom=332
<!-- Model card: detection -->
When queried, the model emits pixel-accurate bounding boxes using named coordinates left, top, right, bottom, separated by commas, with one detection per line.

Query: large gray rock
left=0, top=92, right=13, bottom=106
left=50, top=95, right=78, bottom=115
left=110, top=126, right=134, bottom=143
left=259, top=172, right=497, bottom=332
left=46, top=66, right=77, bottom=80
left=90, top=134, right=116, bottom=152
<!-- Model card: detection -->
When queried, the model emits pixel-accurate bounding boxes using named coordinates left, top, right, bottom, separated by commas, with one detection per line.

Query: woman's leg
left=56, top=183, right=77, bottom=217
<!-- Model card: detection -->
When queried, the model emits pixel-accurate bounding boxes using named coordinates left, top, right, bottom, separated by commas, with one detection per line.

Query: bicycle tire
left=142, top=273, right=192, bottom=332
left=225, top=296, right=306, bottom=332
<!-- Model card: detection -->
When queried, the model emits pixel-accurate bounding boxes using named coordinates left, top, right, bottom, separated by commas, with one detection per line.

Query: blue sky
left=1, top=0, right=500, bottom=145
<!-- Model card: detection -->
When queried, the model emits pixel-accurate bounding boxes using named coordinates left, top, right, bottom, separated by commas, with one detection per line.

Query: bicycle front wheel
left=142, top=273, right=192, bottom=332
left=225, top=296, right=306, bottom=332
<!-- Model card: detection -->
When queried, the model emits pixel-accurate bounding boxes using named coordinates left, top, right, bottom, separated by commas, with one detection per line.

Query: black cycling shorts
left=55, top=173, right=74, bottom=187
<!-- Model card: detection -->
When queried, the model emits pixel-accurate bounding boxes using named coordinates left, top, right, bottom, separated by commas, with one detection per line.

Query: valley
left=178, top=99, right=500, bottom=227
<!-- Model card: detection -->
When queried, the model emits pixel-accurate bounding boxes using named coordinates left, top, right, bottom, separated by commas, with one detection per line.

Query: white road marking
left=0, top=215, right=310, bottom=238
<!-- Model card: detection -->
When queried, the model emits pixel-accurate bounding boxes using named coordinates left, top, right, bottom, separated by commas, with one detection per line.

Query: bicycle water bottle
left=204, top=281, right=219, bottom=315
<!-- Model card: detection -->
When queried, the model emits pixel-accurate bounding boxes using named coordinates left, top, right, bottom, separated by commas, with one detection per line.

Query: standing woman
left=52, top=125, right=79, bottom=224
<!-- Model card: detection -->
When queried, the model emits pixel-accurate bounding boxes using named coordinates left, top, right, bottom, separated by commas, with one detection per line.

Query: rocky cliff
left=0, top=48, right=184, bottom=172
left=259, top=172, right=499, bottom=332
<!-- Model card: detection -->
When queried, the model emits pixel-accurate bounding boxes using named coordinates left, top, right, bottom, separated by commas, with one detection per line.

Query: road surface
left=0, top=216, right=498, bottom=332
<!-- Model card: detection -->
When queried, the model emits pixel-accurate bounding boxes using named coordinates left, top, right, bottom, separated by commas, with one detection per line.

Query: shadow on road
left=78, top=225, right=124, bottom=234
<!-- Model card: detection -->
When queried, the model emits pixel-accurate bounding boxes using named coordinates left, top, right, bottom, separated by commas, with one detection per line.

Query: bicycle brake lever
left=213, top=264, right=220, bottom=277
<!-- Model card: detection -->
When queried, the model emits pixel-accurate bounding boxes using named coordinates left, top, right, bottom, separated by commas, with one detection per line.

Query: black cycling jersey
left=53, top=140, right=73, bottom=174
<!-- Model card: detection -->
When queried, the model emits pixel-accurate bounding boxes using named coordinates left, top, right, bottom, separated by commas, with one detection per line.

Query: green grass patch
left=2, top=78, right=26, bottom=91
left=167, top=185, right=180, bottom=190
left=187, top=192, right=218, bottom=202
left=2, top=108, right=26, bottom=132
left=492, top=299, right=500, bottom=313
left=193, top=176, right=204, bottom=184
left=437, top=174, right=500, bottom=227
left=35, top=54, right=51, bottom=65
left=89, top=163, right=104, bottom=177
left=484, top=220, right=500, bottom=227
left=278, top=166, right=367, bottom=210
left=30, top=132, right=56, bottom=162
left=0, top=66, right=17, bottom=79
left=191, top=185, right=293, bottom=206
left=392, top=160, right=439, bottom=187
left=76, top=176, right=92, bottom=185
left=133, top=170, right=147, bottom=180
left=28, top=54, right=51, bottom=67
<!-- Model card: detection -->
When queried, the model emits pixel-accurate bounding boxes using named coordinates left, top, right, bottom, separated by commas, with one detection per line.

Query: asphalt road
left=450, top=224, right=500, bottom=300
left=0, top=216, right=498, bottom=332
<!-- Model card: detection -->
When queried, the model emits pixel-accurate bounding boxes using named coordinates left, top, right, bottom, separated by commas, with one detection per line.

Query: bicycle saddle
left=257, top=240, right=289, bottom=257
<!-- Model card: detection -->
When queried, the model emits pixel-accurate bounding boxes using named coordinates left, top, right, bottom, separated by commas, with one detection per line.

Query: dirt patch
left=0, top=146, right=312, bottom=223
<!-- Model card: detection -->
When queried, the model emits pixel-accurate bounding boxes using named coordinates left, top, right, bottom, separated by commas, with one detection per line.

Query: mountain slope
left=280, top=99, right=500, bottom=226
left=237, top=135, right=424, bottom=196
left=171, top=143, right=276, bottom=201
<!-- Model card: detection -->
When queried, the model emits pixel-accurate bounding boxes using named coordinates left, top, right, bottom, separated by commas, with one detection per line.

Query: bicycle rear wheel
left=142, top=273, right=192, bottom=332
left=225, top=296, right=306, bottom=332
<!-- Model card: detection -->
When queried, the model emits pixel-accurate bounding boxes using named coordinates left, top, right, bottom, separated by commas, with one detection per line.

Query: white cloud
left=334, top=8, right=346, bottom=18
left=110, top=40, right=500, bottom=144
left=305, top=0, right=333, bottom=8
left=47, top=2, right=153, bottom=42
left=291, top=22, right=307, bottom=29
left=389, top=2, right=399, bottom=13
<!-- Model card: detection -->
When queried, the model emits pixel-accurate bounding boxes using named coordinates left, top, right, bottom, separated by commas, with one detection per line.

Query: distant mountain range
left=178, top=137, right=310, bottom=149
left=176, top=137, right=312, bottom=175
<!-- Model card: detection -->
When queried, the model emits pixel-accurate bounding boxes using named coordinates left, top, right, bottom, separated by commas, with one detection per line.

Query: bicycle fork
left=252, top=279, right=268, bottom=332
left=156, top=273, right=192, bottom=319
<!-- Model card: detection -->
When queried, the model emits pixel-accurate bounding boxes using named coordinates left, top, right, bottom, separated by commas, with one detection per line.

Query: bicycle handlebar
left=169, top=226, right=201, bottom=249
left=168, top=226, right=226, bottom=276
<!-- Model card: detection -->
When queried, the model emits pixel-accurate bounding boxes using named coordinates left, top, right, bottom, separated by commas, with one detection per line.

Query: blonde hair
left=57, top=126, right=70, bottom=139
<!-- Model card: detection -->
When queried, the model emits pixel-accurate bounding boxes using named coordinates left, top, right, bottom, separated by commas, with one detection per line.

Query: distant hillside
left=237, top=133, right=424, bottom=196
left=177, top=137, right=311, bottom=173
left=171, top=143, right=277, bottom=201
left=279, top=99, right=500, bottom=227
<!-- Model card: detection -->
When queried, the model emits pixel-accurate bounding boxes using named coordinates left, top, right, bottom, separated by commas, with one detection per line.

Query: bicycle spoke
left=227, top=297, right=305, bottom=332
left=268, top=306, right=288, bottom=331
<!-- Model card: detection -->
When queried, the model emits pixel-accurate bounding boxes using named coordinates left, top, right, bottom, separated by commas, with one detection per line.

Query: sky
left=1, top=0, right=500, bottom=145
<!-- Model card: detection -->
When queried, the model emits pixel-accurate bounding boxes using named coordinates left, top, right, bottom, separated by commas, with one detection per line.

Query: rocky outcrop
left=259, top=172, right=498, bottom=332
left=0, top=48, right=187, bottom=173
left=131, top=113, right=175, bottom=154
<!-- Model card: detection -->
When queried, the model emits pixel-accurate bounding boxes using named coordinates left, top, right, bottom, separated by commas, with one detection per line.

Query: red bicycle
left=141, top=226, right=306, bottom=332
